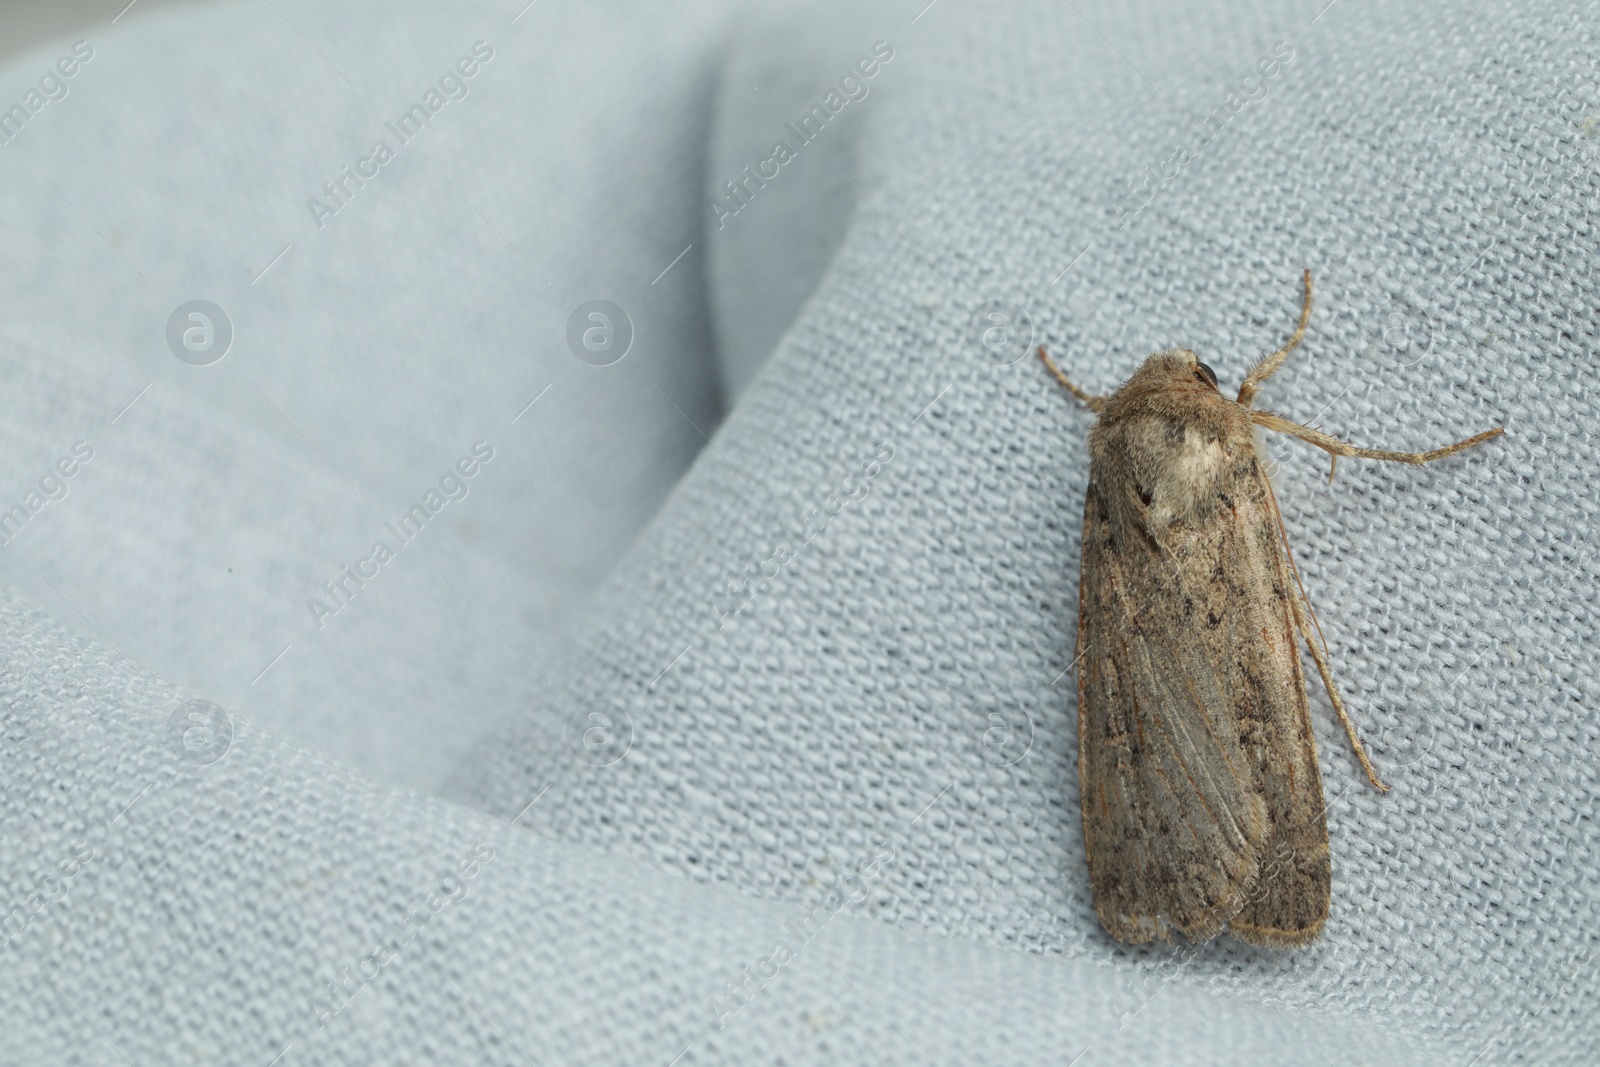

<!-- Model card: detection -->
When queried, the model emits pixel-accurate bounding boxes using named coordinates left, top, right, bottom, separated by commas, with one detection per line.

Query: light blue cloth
left=2, top=0, right=1595, bottom=1062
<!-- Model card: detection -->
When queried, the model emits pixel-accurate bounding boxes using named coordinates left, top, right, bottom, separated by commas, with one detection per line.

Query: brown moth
left=1038, top=270, right=1501, bottom=947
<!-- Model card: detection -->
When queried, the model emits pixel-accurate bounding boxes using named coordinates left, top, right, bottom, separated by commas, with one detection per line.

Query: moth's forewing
left=1076, top=353, right=1330, bottom=947
left=1224, top=474, right=1331, bottom=947
left=1078, top=463, right=1269, bottom=944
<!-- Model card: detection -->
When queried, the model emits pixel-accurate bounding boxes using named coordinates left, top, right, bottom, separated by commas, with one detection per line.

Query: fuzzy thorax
left=1087, top=348, right=1253, bottom=538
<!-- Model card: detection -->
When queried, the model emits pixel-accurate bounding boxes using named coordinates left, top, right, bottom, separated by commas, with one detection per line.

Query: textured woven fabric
left=3, top=0, right=1597, bottom=1063
left=0, top=0, right=726, bottom=792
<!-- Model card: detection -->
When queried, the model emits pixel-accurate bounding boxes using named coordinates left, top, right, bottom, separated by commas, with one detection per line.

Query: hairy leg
left=1251, top=410, right=1504, bottom=481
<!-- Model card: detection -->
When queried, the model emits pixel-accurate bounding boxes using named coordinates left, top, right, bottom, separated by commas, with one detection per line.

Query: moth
left=1039, top=271, right=1501, bottom=947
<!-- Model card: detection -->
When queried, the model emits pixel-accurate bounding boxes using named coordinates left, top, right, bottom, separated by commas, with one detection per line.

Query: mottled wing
left=1223, top=468, right=1331, bottom=948
left=1077, top=476, right=1268, bottom=944
left=1077, top=454, right=1330, bottom=945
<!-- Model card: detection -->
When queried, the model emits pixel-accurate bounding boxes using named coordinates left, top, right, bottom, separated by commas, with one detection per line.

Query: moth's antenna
left=1037, top=346, right=1109, bottom=412
left=1238, top=269, right=1313, bottom=409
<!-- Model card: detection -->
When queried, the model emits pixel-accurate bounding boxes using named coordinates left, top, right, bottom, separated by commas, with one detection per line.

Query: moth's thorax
left=1087, top=348, right=1254, bottom=537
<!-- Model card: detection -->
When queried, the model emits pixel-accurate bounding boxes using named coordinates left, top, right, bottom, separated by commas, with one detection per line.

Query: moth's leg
left=1251, top=410, right=1504, bottom=481
left=1237, top=269, right=1313, bottom=409
left=1287, top=584, right=1390, bottom=792
left=1037, top=346, right=1110, bottom=412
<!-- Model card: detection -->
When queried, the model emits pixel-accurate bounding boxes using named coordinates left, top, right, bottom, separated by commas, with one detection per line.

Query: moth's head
left=1123, top=348, right=1222, bottom=396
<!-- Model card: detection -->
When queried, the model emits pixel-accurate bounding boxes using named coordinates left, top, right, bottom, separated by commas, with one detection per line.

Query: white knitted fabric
left=3, top=0, right=1596, bottom=1063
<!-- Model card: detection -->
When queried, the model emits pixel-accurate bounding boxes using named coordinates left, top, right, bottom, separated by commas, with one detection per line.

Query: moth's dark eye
left=1194, top=361, right=1218, bottom=389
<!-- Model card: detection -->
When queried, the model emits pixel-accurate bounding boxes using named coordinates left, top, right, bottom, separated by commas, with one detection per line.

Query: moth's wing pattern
left=1077, top=478, right=1272, bottom=944
left=1223, top=468, right=1332, bottom=948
